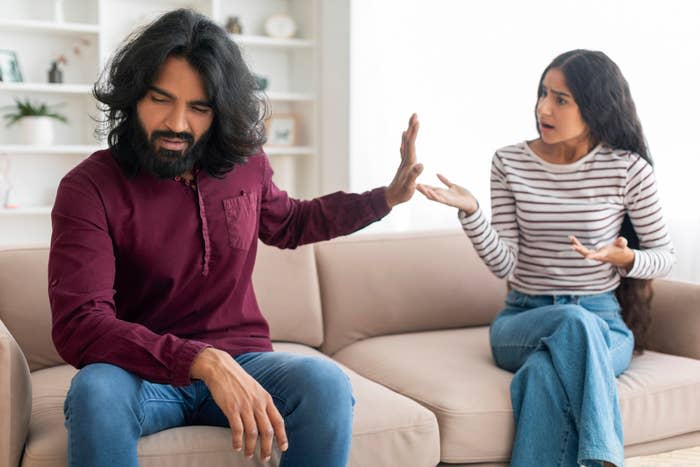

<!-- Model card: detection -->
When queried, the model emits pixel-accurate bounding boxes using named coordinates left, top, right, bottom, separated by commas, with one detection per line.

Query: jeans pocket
left=504, top=289, right=528, bottom=308
left=223, top=192, right=259, bottom=249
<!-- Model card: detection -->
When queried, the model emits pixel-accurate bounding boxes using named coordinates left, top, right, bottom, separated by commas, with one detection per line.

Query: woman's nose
left=537, top=98, right=552, bottom=116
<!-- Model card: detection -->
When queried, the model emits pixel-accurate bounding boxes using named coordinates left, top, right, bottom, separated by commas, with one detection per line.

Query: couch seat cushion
left=332, top=327, right=700, bottom=464
left=22, top=343, right=439, bottom=467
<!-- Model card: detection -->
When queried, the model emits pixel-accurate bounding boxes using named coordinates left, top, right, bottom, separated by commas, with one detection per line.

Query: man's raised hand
left=385, top=113, right=424, bottom=208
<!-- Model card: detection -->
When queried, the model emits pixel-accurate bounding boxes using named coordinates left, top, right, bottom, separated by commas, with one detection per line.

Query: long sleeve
left=258, top=156, right=391, bottom=249
left=622, top=155, right=675, bottom=279
left=459, top=154, right=519, bottom=279
left=48, top=172, right=209, bottom=386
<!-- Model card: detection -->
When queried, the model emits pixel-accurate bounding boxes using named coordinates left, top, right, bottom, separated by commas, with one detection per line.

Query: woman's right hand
left=417, top=174, right=479, bottom=215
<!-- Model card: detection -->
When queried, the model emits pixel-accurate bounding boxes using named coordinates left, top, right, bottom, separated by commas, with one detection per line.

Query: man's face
left=135, top=56, right=214, bottom=178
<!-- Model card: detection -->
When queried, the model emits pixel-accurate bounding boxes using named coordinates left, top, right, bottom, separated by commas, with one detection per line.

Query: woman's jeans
left=490, top=290, right=634, bottom=467
left=63, top=351, right=354, bottom=467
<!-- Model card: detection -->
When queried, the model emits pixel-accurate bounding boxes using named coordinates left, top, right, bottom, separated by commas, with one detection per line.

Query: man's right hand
left=190, top=347, right=288, bottom=461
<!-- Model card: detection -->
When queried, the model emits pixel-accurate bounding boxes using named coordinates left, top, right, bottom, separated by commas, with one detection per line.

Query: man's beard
left=130, top=118, right=210, bottom=179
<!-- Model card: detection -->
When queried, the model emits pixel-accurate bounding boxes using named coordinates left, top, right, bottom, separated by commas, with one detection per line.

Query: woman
left=417, top=49, right=674, bottom=467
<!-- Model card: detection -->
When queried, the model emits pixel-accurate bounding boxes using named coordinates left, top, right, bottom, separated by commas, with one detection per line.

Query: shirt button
left=174, top=176, right=181, bottom=181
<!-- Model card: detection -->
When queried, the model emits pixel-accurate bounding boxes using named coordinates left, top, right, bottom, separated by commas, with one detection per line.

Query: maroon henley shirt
left=48, top=149, right=390, bottom=386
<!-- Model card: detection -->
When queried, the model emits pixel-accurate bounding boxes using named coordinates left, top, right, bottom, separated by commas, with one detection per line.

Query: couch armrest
left=647, top=279, right=700, bottom=360
left=0, top=318, right=31, bottom=467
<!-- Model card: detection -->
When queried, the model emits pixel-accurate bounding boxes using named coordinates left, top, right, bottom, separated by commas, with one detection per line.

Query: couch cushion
left=0, top=243, right=323, bottom=372
left=314, top=230, right=507, bottom=355
left=22, top=343, right=439, bottom=467
left=0, top=248, right=63, bottom=371
left=253, top=243, right=324, bottom=347
left=332, top=327, right=700, bottom=464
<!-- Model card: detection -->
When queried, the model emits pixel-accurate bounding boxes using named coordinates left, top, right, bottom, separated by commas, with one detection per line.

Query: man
left=48, top=8, right=422, bottom=467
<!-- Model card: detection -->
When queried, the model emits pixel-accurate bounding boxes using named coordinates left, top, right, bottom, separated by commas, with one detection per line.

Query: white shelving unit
left=0, top=144, right=102, bottom=155
left=0, top=82, right=93, bottom=94
left=0, top=0, right=321, bottom=246
left=0, top=18, right=101, bottom=35
left=0, top=206, right=53, bottom=216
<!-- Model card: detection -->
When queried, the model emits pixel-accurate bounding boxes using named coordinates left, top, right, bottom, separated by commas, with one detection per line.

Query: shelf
left=0, top=82, right=93, bottom=94
left=0, top=18, right=99, bottom=35
left=265, top=91, right=315, bottom=102
left=0, top=145, right=103, bottom=155
left=265, top=146, right=316, bottom=156
left=0, top=206, right=52, bottom=216
left=231, top=34, right=315, bottom=49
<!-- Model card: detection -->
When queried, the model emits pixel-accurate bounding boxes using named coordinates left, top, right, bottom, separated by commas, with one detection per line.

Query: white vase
left=18, top=116, right=55, bottom=146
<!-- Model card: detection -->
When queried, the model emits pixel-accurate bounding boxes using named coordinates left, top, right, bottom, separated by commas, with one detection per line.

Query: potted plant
left=2, top=98, right=68, bottom=146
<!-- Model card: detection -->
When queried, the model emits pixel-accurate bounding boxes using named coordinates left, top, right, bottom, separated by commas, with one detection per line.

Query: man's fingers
left=615, top=236, right=628, bottom=248
left=410, top=163, right=424, bottom=180
left=400, top=131, right=406, bottom=159
left=241, top=410, right=258, bottom=458
left=405, top=114, right=419, bottom=164
left=268, top=404, right=288, bottom=452
left=254, top=408, right=274, bottom=461
left=229, top=413, right=245, bottom=452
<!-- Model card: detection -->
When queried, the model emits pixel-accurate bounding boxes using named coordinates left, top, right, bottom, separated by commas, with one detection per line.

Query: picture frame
left=265, top=114, right=297, bottom=146
left=0, top=50, right=23, bottom=83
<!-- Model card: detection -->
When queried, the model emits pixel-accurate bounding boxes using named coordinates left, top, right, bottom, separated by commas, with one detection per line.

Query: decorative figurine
left=225, top=16, right=242, bottom=34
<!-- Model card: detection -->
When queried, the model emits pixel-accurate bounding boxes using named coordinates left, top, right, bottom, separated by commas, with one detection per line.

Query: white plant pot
left=18, top=116, right=55, bottom=146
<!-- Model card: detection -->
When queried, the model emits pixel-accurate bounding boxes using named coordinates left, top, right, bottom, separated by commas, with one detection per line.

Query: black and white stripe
left=459, top=142, right=675, bottom=295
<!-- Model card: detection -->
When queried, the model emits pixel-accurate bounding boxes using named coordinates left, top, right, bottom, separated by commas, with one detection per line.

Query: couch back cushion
left=0, top=243, right=323, bottom=372
left=315, top=230, right=507, bottom=355
left=252, top=242, right=324, bottom=347
left=0, top=248, right=63, bottom=371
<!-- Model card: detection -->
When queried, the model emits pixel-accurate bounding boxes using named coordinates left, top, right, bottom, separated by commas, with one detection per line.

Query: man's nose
left=164, top=105, right=189, bottom=134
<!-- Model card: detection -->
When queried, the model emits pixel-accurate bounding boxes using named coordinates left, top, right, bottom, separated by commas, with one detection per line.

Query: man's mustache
left=151, top=131, right=194, bottom=144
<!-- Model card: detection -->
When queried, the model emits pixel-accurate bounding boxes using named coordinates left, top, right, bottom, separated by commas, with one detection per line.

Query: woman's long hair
left=94, top=8, right=268, bottom=177
left=537, top=50, right=653, bottom=352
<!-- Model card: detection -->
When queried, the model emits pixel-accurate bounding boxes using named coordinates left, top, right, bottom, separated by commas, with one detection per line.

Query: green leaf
left=1, top=98, right=69, bottom=126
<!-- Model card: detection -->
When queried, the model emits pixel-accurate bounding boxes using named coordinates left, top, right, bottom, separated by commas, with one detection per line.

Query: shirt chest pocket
left=222, top=192, right=259, bottom=249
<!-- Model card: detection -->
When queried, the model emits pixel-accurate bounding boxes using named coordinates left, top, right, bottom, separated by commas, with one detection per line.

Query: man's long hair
left=536, top=49, right=653, bottom=352
left=94, top=8, right=267, bottom=177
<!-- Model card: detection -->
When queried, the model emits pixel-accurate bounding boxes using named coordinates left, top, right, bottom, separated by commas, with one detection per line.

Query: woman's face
left=536, top=68, right=590, bottom=146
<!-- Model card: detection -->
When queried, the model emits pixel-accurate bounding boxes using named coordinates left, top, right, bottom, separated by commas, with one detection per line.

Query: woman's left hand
left=569, top=235, right=635, bottom=271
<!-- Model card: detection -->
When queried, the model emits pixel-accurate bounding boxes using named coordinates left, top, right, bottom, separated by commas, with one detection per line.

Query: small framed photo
left=0, top=50, right=23, bottom=83
left=265, top=114, right=297, bottom=146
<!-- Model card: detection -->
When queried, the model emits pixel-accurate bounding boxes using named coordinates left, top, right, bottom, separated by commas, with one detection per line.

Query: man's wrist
left=190, top=347, right=218, bottom=381
left=385, top=187, right=398, bottom=209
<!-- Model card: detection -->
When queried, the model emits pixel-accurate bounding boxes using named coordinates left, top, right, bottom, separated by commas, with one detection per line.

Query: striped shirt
left=459, top=141, right=675, bottom=295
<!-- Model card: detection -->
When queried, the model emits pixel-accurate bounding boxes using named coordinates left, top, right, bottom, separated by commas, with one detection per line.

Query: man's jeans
left=64, top=351, right=354, bottom=467
left=490, top=290, right=634, bottom=467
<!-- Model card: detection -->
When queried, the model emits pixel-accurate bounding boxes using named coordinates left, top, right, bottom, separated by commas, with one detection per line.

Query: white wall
left=348, top=0, right=700, bottom=283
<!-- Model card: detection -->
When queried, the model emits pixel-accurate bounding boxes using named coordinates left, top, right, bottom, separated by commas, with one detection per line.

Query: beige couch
left=1, top=230, right=700, bottom=467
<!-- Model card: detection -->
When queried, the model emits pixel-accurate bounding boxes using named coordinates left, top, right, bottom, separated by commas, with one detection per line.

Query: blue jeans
left=64, top=352, right=354, bottom=467
left=490, top=290, right=634, bottom=467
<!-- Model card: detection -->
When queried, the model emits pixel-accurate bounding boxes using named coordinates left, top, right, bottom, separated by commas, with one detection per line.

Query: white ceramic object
left=18, top=116, right=54, bottom=146
left=264, top=13, right=297, bottom=39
